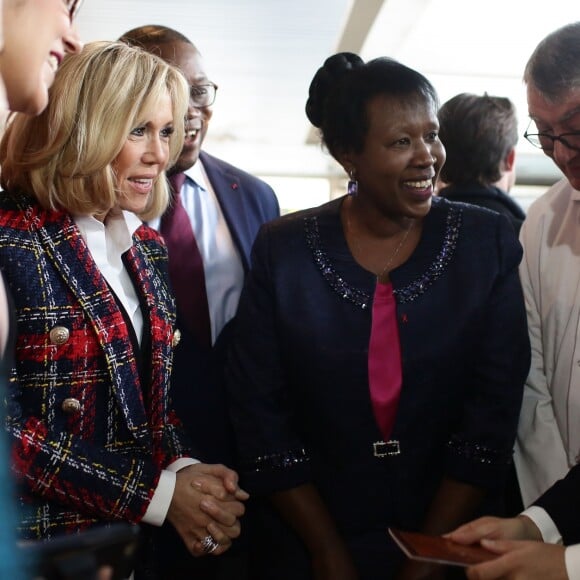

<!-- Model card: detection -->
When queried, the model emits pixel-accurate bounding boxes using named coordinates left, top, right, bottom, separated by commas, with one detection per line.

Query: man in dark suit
left=120, top=25, right=280, bottom=579
left=446, top=466, right=578, bottom=579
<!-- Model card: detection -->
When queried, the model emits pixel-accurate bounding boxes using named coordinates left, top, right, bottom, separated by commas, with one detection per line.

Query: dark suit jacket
left=535, top=464, right=580, bottom=545
left=438, top=183, right=526, bottom=235
left=0, top=190, right=189, bottom=539
left=169, top=151, right=280, bottom=464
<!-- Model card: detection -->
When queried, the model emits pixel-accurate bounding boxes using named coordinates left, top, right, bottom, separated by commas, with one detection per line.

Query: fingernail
left=191, top=480, right=202, bottom=489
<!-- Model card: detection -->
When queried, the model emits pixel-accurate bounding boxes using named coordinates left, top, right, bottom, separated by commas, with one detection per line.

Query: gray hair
left=524, top=21, right=580, bottom=101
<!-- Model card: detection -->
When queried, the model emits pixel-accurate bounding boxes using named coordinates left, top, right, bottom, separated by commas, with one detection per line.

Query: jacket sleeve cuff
left=521, top=505, right=562, bottom=544
left=166, top=457, right=200, bottom=472
left=142, top=469, right=176, bottom=526
left=141, top=458, right=200, bottom=526
left=566, top=545, right=580, bottom=580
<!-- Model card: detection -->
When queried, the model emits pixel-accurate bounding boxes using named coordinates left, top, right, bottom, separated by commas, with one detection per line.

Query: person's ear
left=504, top=147, right=516, bottom=171
left=337, top=152, right=354, bottom=176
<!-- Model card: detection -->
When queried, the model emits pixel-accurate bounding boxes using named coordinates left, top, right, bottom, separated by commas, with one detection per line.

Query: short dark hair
left=524, top=21, right=580, bottom=101
left=438, top=93, right=518, bottom=185
left=305, top=52, right=438, bottom=159
left=119, top=24, right=195, bottom=52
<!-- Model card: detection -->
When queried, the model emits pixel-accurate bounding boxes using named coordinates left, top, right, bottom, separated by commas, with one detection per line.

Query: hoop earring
left=347, top=169, right=358, bottom=196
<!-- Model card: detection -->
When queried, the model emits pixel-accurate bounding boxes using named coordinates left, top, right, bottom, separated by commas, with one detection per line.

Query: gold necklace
left=346, top=202, right=414, bottom=281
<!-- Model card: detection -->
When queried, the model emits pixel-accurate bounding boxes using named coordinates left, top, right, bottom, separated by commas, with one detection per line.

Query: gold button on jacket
left=61, top=398, right=81, bottom=414
left=49, top=326, right=70, bottom=345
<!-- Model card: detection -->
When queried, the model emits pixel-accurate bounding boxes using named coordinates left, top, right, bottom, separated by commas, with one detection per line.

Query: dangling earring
left=347, top=169, right=358, bottom=196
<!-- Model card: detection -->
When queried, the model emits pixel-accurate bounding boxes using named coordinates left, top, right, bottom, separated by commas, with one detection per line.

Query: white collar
left=184, top=159, right=208, bottom=191
left=74, top=209, right=141, bottom=245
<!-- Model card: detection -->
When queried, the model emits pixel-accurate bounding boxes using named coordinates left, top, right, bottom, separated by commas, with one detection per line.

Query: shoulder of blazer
left=0, top=190, right=67, bottom=232
left=200, top=150, right=275, bottom=193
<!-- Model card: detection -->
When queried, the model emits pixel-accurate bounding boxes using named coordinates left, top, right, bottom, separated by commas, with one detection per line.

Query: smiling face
left=344, top=94, right=445, bottom=220
left=527, top=82, right=580, bottom=191
left=113, top=92, right=175, bottom=216
left=153, top=40, right=213, bottom=174
left=1, top=0, right=82, bottom=115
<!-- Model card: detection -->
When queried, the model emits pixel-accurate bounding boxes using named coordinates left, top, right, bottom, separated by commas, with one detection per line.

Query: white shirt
left=524, top=506, right=580, bottom=579
left=150, top=159, right=244, bottom=344
left=514, top=178, right=580, bottom=507
left=74, top=211, right=197, bottom=526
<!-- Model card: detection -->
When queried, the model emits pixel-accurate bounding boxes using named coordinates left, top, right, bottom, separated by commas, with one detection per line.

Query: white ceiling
left=75, top=0, right=579, bottom=186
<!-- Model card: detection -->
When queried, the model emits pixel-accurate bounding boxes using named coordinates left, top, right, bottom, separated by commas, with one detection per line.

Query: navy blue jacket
left=535, top=463, right=580, bottom=545
left=227, top=196, right=530, bottom=536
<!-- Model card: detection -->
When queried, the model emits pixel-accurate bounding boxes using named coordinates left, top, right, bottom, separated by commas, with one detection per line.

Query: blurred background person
left=437, top=92, right=526, bottom=235
left=225, top=52, right=530, bottom=579
left=0, top=0, right=81, bottom=115
left=0, top=40, right=246, bottom=578
left=119, top=24, right=279, bottom=580
left=0, top=1, right=82, bottom=578
left=438, top=91, right=528, bottom=517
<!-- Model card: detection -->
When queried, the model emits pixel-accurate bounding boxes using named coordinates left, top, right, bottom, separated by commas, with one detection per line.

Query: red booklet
left=388, top=528, right=498, bottom=567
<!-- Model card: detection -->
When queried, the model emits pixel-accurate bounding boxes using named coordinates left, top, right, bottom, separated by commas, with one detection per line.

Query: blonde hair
left=0, top=40, right=188, bottom=220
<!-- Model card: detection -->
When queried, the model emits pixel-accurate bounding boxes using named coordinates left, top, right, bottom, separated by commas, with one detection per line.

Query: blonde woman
left=0, top=41, right=247, bottom=575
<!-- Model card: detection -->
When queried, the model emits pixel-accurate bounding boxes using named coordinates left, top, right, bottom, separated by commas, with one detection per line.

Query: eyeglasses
left=524, top=121, right=580, bottom=154
left=189, top=83, right=218, bottom=108
left=65, top=0, right=84, bottom=21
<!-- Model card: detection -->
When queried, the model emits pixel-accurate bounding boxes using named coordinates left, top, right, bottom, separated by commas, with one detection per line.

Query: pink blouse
left=368, top=281, right=402, bottom=441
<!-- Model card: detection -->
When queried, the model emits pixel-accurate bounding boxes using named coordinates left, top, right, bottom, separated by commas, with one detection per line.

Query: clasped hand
left=167, top=463, right=249, bottom=557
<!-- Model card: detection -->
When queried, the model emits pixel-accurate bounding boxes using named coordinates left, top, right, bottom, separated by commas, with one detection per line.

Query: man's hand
left=445, top=516, right=542, bottom=545
left=464, top=539, right=567, bottom=580
left=166, top=463, right=248, bottom=557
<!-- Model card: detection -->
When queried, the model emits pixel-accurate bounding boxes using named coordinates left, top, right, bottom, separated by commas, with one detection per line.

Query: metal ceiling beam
left=305, top=0, right=385, bottom=144
left=336, top=0, right=385, bottom=53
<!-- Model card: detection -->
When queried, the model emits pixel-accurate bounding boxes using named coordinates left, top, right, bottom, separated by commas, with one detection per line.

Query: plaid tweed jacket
left=0, top=190, right=191, bottom=540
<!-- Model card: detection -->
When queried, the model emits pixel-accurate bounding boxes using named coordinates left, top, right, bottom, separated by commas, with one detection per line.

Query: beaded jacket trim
left=304, top=205, right=462, bottom=308
left=246, top=448, right=310, bottom=473
left=246, top=206, right=463, bottom=474
left=447, top=436, right=512, bottom=465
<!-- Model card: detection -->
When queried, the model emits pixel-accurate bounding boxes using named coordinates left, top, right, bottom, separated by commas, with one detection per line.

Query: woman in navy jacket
left=226, top=53, right=530, bottom=579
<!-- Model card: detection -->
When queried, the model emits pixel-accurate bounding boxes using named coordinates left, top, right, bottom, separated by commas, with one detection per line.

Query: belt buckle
left=373, top=440, right=400, bottom=458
